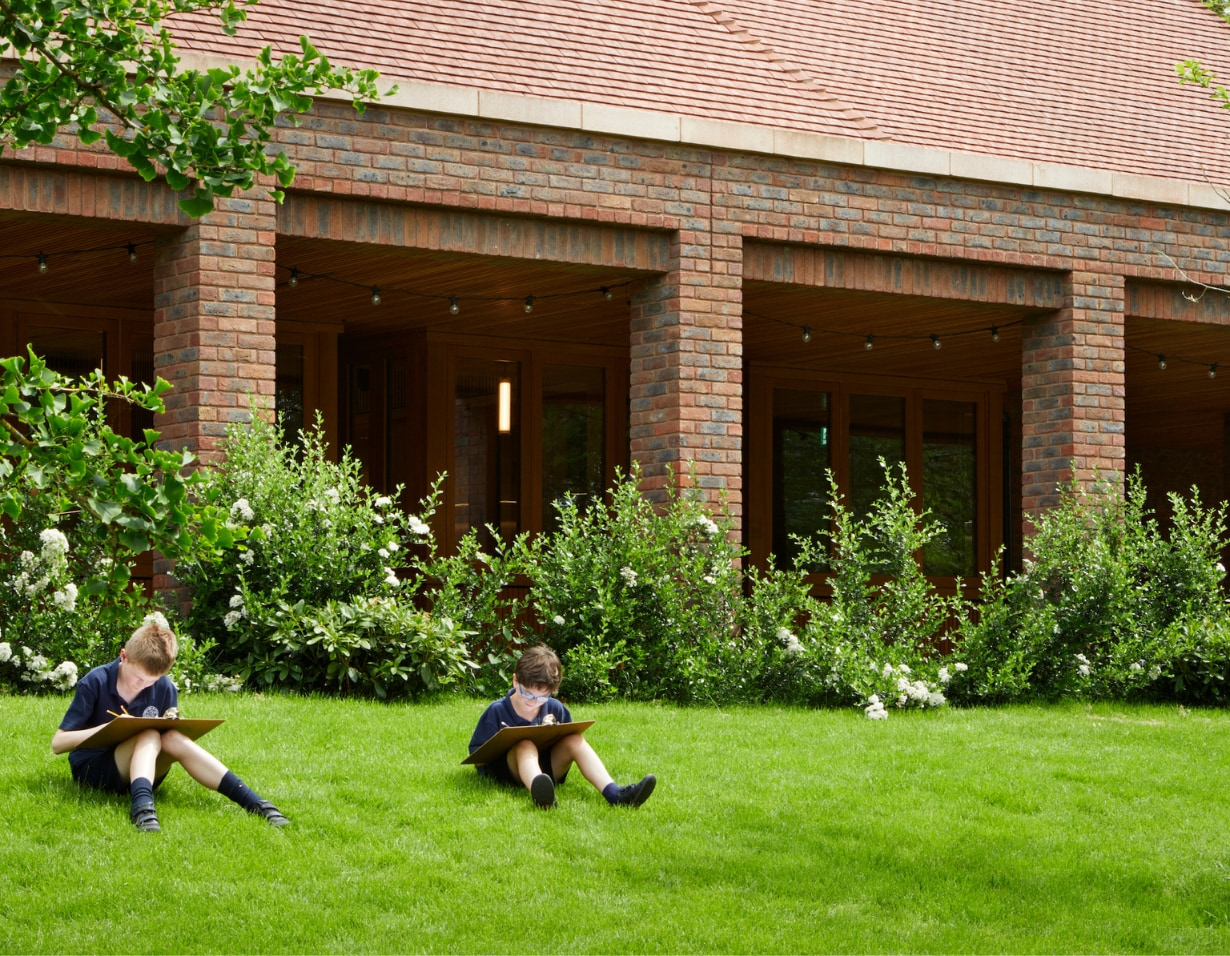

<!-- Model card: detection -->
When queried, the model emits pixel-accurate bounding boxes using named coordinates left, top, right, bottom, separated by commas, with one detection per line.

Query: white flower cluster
left=775, top=626, right=803, bottom=657
left=864, top=694, right=888, bottom=720
left=552, top=614, right=566, bottom=626
left=384, top=568, right=401, bottom=588
left=229, top=498, right=255, bottom=523
left=179, top=672, right=244, bottom=694
left=408, top=516, right=430, bottom=536
left=896, top=675, right=946, bottom=708
left=688, top=515, right=720, bottom=538
left=1075, top=653, right=1091, bottom=677
left=3, top=644, right=78, bottom=690
left=13, top=528, right=72, bottom=599
left=223, top=593, right=247, bottom=629
left=620, top=566, right=639, bottom=587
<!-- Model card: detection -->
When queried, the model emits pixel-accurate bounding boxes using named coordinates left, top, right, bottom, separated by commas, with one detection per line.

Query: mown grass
left=3, top=695, right=1230, bottom=953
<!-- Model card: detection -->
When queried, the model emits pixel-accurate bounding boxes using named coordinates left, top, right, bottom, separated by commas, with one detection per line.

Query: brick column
left=151, top=193, right=277, bottom=593
left=1020, top=270, right=1125, bottom=532
left=629, top=230, right=743, bottom=525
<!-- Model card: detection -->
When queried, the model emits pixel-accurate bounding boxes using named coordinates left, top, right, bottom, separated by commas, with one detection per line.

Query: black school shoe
left=611, top=774, right=657, bottom=808
left=130, top=803, right=161, bottom=832
left=249, top=800, right=290, bottom=827
left=530, top=773, right=556, bottom=809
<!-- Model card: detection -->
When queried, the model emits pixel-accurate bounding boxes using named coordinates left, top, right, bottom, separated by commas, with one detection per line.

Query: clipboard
left=463, top=720, right=594, bottom=766
left=74, top=716, right=224, bottom=750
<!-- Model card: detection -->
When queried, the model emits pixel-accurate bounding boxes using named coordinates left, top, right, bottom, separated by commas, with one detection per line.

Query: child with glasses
left=468, top=644, right=656, bottom=809
left=51, top=614, right=289, bottom=832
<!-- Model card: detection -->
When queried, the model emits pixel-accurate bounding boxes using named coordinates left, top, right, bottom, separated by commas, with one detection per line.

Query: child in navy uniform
left=469, top=644, right=656, bottom=809
left=52, top=614, right=288, bottom=832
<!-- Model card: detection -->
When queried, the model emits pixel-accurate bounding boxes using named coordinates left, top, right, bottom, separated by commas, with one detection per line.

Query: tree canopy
left=0, top=0, right=386, bottom=215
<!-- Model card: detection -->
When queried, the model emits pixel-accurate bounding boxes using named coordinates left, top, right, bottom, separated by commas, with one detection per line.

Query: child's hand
left=163, top=707, right=179, bottom=719
left=541, top=713, right=556, bottom=726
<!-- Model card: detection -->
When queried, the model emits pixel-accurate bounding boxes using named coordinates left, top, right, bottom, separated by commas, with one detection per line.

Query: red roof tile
left=169, top=0, right=1230, bottom=182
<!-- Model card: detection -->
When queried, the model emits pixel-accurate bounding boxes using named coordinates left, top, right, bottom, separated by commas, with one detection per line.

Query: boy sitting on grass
left=51, top=614, right=288, bottom=833
left=468, top=644, right=656, bottom=809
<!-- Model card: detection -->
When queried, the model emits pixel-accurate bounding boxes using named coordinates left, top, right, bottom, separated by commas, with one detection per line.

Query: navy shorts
left=477, top=744, right=569, bottom=787
left=71, top=749, right=166, bottom=796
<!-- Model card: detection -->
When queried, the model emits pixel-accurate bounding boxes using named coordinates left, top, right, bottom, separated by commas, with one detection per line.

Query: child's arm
left=50, top=724, right=109, bottom=754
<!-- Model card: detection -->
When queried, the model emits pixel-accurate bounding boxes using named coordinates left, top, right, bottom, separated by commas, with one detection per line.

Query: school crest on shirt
left=142, top=705, right=159, bottom=717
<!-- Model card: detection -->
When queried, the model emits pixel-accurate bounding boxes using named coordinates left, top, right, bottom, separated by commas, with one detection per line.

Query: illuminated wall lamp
left=498, top=379, right=512, bottom=433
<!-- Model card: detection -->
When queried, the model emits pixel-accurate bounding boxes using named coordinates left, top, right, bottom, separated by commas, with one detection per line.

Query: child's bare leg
left=114, top=728, right=163, bottom=785
left=156, top=730, right=227, bottom=789
left=551, top=735, right=614, bottom=792
left=506, top=739, right=544, bottom=787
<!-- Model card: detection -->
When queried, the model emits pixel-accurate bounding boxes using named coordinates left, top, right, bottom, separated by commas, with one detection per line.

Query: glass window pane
left=276, top=344, right=305, bottom=445
left=27, top=327, right=105, bottom=378
left=772, top=388, right=831, bottom=570
left=849, top=394, right=905, bottom=522
left=542, top=365, right=605, bottom=534
left=923, top=399, right=977, bottom=577
left=455, top=360, right=521, bottom=547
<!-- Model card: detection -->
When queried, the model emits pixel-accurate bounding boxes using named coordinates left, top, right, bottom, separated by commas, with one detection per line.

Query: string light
left=865, top=334, right=875, bottom=351
left=449, top=296, right=460, bottom=315
left=371, top=286, right=381, bottom=306
left=931, top=334, right=942, bottom=350
left=601, top=286, right=613, bottom=301
left=1211, top=364, right=1218, bottom=380
left=37, top=253, right=47, bottom=274
left=127, top=242, right=138, bottom=263
left=288, top=267, right=299, bottom=288
left=802, top=325, right=811, bottom=344
left=524, top=295, right=534, bottom=314
left=1157, top=354, right=1167, bottom=370
left=991, top=325, right=1000, bottom=343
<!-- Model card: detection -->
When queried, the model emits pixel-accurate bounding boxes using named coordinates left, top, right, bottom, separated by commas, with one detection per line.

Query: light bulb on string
left=802, top=325, right=811, bottom=344
left=601, top=286, right=613, bottom=301
left=1211, top=364, right=1219, bottom=380
left=449, top=296, right=460, bottom=315
left=371, top=286, right=382, bottom=306
left=524, top=295, right=535, bottom=314
left=37, top=253, right=47, bottom=274
left=865, top=334, right=875, bottom=351
left=1157, top=354, right=1167, bottom=370
left=991, top=325, right=1000, bottom=343
left=288, top=267, right=299, bottom=288
left=127, top=242, right=138, bottom=263
left=931, top=334, right=942, bottom=350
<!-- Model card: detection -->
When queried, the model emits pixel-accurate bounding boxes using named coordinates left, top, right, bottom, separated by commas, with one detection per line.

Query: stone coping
left=9, top=51, right=1229, bottom=213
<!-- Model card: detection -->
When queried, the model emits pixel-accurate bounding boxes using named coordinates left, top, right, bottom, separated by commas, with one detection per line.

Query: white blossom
left=881, top=662, right=895, bottom=679
left=954, top=662, right=968, bottom=672
left=223, top=610, right=243, bottom=629
left=229, top=498, right=255, bottom=522
left=0, top=642, right=10, bottom=663
left=690, top=515, right=720, bottom=537
left=386, top=541, right=400, bottom=552
left=50, top=660, right=78, bottom=691
left=378, top=548, right=390, bottom=559
left=52, top=582, right=78, bottom=612
left=1129, top=661, right=1143, bottom=673
left=408, top=516, right=429, bottom=536
left=1149, top=665, right=1162, bottom=680
left=938, top=666, right=950, bottom=684
left=898, top=664, right=911, bottom=675
left=240, top=550, right=255, bottom=566
left=143, top=611, right=169, bottom=630
left=375, top=496, right=392, bottom=508
left=229, top=594, right=245, bottom=609
left=552, top=615, right=566, bottom=626
left=1078, top=664, right=1091, bottom=677
left=775, top=626, right=803, bottom=656
left=39, top=528, right=69, bottom=557
left=865, top=695, right=888, bottom=720
left=620, top=566, right=639, bottom=587
left=384, top=568, right=401, bottom=587
left=325, top=488, right=341, bottom=504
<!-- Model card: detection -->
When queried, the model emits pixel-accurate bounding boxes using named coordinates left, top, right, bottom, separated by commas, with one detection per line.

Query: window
left=542, top=364, right=605, bottom=533
left=753, top=369, right=998, bottom=581
left=454, top=358, right=521, bottom=548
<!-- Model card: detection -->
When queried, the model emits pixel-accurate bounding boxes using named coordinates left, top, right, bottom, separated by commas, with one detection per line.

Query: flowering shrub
left=947, top=472, right=1230, bottom=705
left=524, top=464, right=754, bottom=704
left=177, top=414, right=475, bottom=696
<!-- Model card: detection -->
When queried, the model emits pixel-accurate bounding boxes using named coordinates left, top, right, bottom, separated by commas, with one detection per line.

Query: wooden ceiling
left=1126, top=316, right=1230, bottom=448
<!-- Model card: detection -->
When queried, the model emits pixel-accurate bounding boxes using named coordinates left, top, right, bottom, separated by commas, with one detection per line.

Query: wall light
left=498, top=379, right=512, bottom=433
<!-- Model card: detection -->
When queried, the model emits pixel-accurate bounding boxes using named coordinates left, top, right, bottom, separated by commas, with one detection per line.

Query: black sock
left=130, top=776, right=155, bottom=810
left=217, top=770, right=264, bottom=811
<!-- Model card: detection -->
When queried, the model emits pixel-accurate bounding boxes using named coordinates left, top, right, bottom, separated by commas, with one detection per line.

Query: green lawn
left=3, top=695, right=1230, bottom=954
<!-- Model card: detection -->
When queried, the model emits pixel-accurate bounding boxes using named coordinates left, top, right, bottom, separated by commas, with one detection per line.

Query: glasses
left=515, top=683, right=552, bottom=705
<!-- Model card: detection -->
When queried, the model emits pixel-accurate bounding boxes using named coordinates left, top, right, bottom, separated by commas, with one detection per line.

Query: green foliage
left=949, top=471, right=1229, bottom=705
left=0, top=350, right=236, bottom=693
left=525, top=464, right=754, bottom=704
left=235, top=596, right=475, bottom=698
left=0, top=0, right=389, bottom=215
left=177, top=413, right=475, bottom=696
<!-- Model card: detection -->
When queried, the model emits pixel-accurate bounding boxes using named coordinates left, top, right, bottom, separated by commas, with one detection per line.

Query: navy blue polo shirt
left=468, top=691, right=571, bottom=759
left=59, top=658, right=178, bottom=773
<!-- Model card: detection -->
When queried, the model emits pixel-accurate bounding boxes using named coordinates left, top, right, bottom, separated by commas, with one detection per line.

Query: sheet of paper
left=75, top=716, right=224, bottom=750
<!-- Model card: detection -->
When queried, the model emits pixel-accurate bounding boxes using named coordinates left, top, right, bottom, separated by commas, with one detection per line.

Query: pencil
left=107, top=710, right=122, bottom=718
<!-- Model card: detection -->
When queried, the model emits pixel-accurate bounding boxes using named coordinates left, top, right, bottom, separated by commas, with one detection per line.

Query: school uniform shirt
left=468, top=691, right=572, bottom=758
left=59, top=658, right=178, bottom=773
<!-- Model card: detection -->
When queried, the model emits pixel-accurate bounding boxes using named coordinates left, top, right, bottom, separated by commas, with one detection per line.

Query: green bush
left=948, top=471, right=1229, bottom=705
left=176, top=414, right=476, bottom=697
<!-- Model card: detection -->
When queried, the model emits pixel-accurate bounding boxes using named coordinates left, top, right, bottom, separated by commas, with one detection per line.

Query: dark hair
left=515, top=644, right=562, bottom=693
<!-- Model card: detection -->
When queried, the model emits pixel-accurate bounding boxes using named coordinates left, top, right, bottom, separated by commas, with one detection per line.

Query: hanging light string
left=743, top=308, right=1025, bottom=349
left=0, top=238, right=155, bottom=269
left=1125, top=342, right=1222, bottom=378
left=279, top=264, right=632, bottom=312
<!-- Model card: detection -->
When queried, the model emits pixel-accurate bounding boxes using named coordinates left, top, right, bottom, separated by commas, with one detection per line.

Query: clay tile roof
left=170, top=0, right=1230, bottom=183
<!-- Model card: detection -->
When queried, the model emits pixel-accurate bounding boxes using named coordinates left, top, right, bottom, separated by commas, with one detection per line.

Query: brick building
left=3, top=0, right=1230, bottom=590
